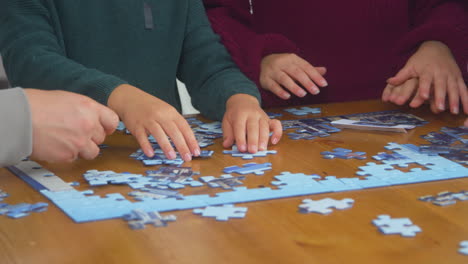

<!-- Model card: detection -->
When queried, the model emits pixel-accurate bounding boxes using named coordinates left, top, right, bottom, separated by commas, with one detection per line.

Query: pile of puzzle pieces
left=7, top=140, right=468, bottom=223
left=419, top=190, right=468, bottom=206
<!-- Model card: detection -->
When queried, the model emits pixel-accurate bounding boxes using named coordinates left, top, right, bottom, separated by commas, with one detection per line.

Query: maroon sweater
left=204, top=0, right=468, bottom=108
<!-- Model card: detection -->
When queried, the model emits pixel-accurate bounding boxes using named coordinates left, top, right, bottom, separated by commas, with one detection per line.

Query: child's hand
left=108, top=85, right=200, bottom=161
left=222, top=94, right=282, bottom=153
left=260, top=54, right=328, bottom=99
left=383, top=41, right=468, bottom=114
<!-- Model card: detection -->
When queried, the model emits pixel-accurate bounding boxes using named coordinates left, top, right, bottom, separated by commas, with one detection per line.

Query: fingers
left=381, top=83, right=394, bottom=102
left=264, top=79, right=291, bottom=99
left=162, top=122, right=193, bottom=161
left=146, top=122, right=177, bottom=160
left=97, top=104, right=120, bottom=135
left=275, top=71, right=307, bottom=98
left=269, top=119, right=282, bottom=145
left=222, top=119, right=235, bottom=148
left=457, top=78, right=468, bottom=114
left=134, top=126, right=155, bottom=158
left=446, top=76, right=458, bottom=114
left=297, top=59, right=328, bottom=89
left=387, top=66, right=414, bottom=86
left=90, top=124, right=106, bottom=145
left=78, top=140, right=100, bottom=160
left=246, top=117, right=260, bottom=153
left=233, top=115, right=247, bottom=152
left=258, top=119, right=270, bottom=151
left=410, top=73, right=432, bottom=108
left=382, top=79, right=418, bottom=106
left=432, top=73, right=448, bottom=113
left=464, top=118, right=468, bottom=127
left=178, top=120, right=200, bottom=157
left=283, top=66, right=319, bottom=95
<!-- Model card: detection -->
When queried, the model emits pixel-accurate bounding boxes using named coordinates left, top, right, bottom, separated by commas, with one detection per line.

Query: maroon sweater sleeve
left=203, top=0, right=301, bottom=102
left=395, top=0, right=468, bottom=81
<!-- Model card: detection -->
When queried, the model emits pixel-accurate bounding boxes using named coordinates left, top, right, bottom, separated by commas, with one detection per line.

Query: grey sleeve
left=0, top=88, right=32, bottom=167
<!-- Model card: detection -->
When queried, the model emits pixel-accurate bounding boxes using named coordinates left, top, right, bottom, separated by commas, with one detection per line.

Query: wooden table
left=0, top=100, right=467, bottom=264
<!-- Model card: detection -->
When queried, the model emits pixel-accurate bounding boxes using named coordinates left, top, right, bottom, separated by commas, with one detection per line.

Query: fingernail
left=452, top=107, right=459, bottom=114
left=438, top=103, right=444, bottom=111
left=168, top=151, right=177, bottom=160
left=299, top=90, right=307, bottom=97
left=250, top=144, right=258, bottom=153
left=272, top=137, right=278, bottom=145
left=312, top=89, right=320, bottom=95
left=183, top=153, right=192, bottom=161
left=283, top=93, right=291, bottom=99
left=194, top=148, right=201, bottom=157
left=321, top=81, right=328, bottom=87
left=238, top=144, right=247, bottom=152
left=259, top=143, right=267, bottom=151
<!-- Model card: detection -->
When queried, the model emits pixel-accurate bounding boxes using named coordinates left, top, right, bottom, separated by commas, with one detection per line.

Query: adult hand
left=108, top=84, right=200, bottom=161
left=25, top=89, right=119, bottom=162
left=222, top=94, right=282, bottom=153
left=383, top=41, right=468, bottom=114
left=260, top=53, right=327, bottom=99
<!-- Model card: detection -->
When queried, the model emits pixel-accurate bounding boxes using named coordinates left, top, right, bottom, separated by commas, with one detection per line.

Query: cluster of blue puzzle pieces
left=5, top=115, right=468, bottom=254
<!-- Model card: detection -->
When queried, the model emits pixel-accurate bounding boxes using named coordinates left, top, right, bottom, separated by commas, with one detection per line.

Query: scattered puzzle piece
left=0, top=202, right=48, bottom=219
left=321, top=148, right=366, bottom=160
left=200, top=175, right=245, bottom=189
left=193, top=204, right=247, bottom=221
left=372, top=215, right=421, bottom=237
left=0, top=189, right=8, bottom=201
left=287, top=132, right=317, bottom=140
left=223, top=162, right=272, bottom=175
left=419, top=190, right=468, bottom=206
left=284, top=107, right=321, bottom=116
left=223, top=145, right=277, bottom=160
left=298, top=198, right=354, bottom=214
left=459, top=241, right=468, bottom=255
left=123, top=209, right=176, bottom=229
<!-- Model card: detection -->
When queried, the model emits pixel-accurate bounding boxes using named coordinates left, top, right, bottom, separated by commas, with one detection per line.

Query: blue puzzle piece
left=0, top=189, right=8, bottom=201
left=459, top=241, right=468, bottom=255
left=200, top=175, right=245, bottom=189
left=321, top=148, right=366, bottom=160
left=223, top=146, right=277, bottom=160
left=287, top=132, right=317, bottom=140
left=193, top=204, right=247, bottom=221
left=372, top=215, right=421, bottom=237
left=123, top=209, right=176, bottom=229
left=0, top=202, right=48, bottom=219
left=223, top=162, right=272, bottom=175
left=284, top=107, right=321, bottom=116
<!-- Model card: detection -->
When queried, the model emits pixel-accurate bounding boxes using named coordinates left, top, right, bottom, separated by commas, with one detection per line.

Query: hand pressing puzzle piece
left=193, top=204, right=247, bottom=221
left=298, top=198, right=354, bottom=214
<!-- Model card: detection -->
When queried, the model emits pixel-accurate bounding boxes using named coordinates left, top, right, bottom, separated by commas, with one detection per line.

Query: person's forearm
left=0, top=88, right=32, bottom=167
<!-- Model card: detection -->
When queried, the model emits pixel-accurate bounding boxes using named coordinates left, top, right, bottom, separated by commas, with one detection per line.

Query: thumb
left=387, top=66, right=415, bottom=86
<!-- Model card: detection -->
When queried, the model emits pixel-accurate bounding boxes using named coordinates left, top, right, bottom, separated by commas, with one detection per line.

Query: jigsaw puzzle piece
left=193, top=204, right=248, bottom=221
left=298, top=198, right=354, bottom=214
left=372, top=215, right=421, bottom=237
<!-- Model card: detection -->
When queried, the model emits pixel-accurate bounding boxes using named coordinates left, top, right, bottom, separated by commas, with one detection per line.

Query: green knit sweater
left=0, top=0, right=260, bottom=120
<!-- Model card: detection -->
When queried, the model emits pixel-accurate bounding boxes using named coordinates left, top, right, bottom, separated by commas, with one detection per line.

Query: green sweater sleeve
left=177, top=0, right=261, bottom=121
left=0, top=0, right=127, bottom=105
